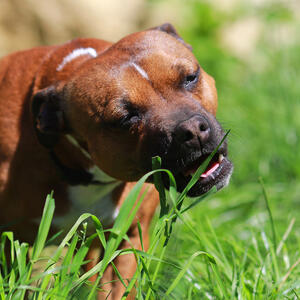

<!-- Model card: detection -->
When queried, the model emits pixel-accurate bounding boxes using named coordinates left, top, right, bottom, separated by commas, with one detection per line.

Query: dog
left=0, top=23, right=233, bottom=298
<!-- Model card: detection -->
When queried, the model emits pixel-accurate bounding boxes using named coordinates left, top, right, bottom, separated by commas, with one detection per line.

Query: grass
left=152, top=182, right=300, bottom=299
left=0, top=139, right=224, bottom=299
left=0, top=136, right=299, bottom=298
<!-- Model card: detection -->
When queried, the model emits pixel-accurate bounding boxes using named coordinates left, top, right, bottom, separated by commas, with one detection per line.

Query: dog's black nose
left=174, top=114, right=211, bottom=148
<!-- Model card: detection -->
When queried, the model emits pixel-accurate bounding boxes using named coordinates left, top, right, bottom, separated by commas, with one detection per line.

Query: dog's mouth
left=162, top=150, right=233, bottom=197
left=182, top=152, right=224, bottom=178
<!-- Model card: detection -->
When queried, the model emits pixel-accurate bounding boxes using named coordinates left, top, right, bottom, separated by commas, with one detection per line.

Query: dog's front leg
left=100, top=226, right=144, bottom=300
left=99, top=183, right=159, bottom=299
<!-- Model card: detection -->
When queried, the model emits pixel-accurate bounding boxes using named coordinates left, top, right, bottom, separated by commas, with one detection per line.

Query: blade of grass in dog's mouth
left=179, top=130, right=230, bottom=197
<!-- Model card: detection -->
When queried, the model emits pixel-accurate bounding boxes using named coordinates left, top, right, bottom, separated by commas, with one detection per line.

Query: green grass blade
left=139, top=255, right=156, bottom=295
left=121, top=269, right=138, bottom=300
left=60, top=233, right=78, bottom=287
left=8, top=268, right=16, bottom=294
left=164, top=251, right=215, bottom=297
left=145, top=246, right=166, bottom=300
left=259, top=177, right=277, bottom=250
left=37, top=273, right=52, bottom=300
left=269, top=238, right=280, bottom=283
left=152, top=156, right=168, bottom=217
left=71, top=233, right=97, bottom=275
left=276, top=217, right=295, bottom=255
left=14, top=241, right=29, bottom=282
left=91, top=216, right=106, bottom=249
left=293, top=289, right=299, bottom=299
left=0, top=232, right=15, bottom=276
left=206, top=217, right=232, bottom=279
left=46, top=213, right=93, bottom=268
left=230, top=252, right=238, bottom=300
left=210, top=262, right=228, bottom=299
left=111, top=262, right=127, bottom=289
left=31, top=193, right=55, bottom=261
left=253, top=262, right=265, bottom=299
left=0, top=271, right=6, bottom=299
left=137, top=221, right=144, bottom=251
left=45, top=230, right=63, bottom=247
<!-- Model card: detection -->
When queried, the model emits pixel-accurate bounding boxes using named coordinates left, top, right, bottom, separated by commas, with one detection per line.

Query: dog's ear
left=32, top=86, right=65, bottom=148
left=150, top=23, right=192, bottom=51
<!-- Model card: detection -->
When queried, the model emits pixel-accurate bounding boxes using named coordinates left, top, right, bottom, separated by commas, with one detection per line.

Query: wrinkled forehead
left=106, top=30, right=198, bottom=76
left=112, top=30, right=193, bottom=56
left=66, top=30, right=217, bottom=117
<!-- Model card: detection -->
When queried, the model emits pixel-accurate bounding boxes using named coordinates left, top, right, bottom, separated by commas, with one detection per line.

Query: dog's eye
left=119, top=113, right=140, bottom=129
left=185, top=74, right=197, bottom=84
left=116, top=99, right=141, bottom=130
left=183, top=68, right=200, bottom=90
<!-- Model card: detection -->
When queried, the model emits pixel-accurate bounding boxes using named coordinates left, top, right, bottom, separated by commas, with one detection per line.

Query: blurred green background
left=1, top=0, right=299, bottom=297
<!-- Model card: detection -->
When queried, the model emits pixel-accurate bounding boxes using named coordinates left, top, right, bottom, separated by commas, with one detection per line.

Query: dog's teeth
left=218, top=154, right=224, bottom=163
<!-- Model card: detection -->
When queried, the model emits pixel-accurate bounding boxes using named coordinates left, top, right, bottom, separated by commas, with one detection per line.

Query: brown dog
left=0, top=23, right=232, bottom=298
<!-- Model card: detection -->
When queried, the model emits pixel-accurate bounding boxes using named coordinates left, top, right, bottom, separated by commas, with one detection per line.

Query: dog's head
left=32, top=24, right=233, bottom=196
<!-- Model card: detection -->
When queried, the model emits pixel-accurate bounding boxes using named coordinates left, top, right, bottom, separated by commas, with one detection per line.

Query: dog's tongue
left=200, top=162, right=220, bottom=178
left=183, top=161, right=220, bottom=178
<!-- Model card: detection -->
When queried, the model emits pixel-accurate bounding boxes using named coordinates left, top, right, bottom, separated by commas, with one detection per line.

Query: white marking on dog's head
left=56, top=47, right=98, bottom=71
left=132, top=62, right=149, bottom=81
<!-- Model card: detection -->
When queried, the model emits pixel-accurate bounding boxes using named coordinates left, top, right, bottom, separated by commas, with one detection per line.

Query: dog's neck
left=50, top=134, right=118, bottom=186
left=35, top=134, right=122, bottom=230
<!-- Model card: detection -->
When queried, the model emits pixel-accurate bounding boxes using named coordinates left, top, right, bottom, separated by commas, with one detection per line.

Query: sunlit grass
left=157, top=180, right=300, bottom=299
left=1, top=162, right=299, bottom=298
left=0, top=134, right=232, bottom=299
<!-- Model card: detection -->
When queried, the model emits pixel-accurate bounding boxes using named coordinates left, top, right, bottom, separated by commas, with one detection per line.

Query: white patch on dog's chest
left=52, top=166, right=121, bottom=231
